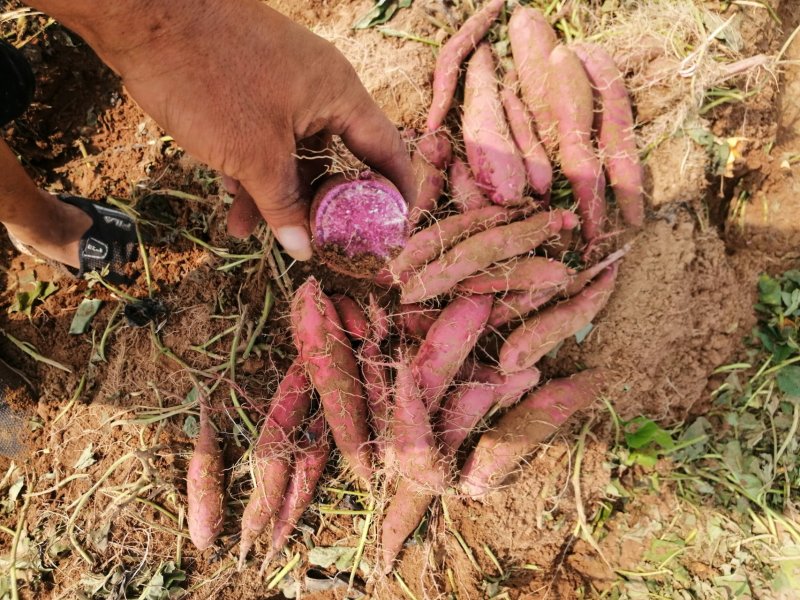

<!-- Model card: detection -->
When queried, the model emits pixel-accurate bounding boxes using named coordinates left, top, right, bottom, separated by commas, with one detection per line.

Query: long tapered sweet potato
left=501, top=70, right=553, bottom=199
left=380, top=478, right=433, bottom=574
left=488, top=287, right=560, bottom=330
left=387, top=205, right=525, bottom=284
left=460, top=370, right=603, bottom=497
left=261, top=412, right=330, bottom=571
left=499, top=264, right=618, bottom=372
left=449, top=157, right=490, bottom=212
left=239, top=361, right=312, bottom=568
left=401, top=209, right=578, bottom=303
left=391, top=358, right=450, bottom=493
left=291, top=278, right=372, bottom=483
left=463, top=44, right=527, bottom=206
left=458, top=256, right=573, bottom=294
left=546, top=45, right=607, bottom=241
left=563, top=245, right=629, bottom=297
left=410, top=130, right=453, bottom=223
left=508, top=6, right=559, bottom=151
left=187, top=399, right=225, bottom=551
left=427, top=0, right=505, bottom=132
left=412, top=294, right=493, bottom=411
left=361, top=298, right=392, bottom=445
left=572, top=43, right=644, bottom=227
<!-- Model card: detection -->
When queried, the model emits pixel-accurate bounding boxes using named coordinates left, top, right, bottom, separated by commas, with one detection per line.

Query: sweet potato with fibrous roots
left=311, top=171, right=409, bottom=278
left=449, top=158, right=490, bottom=212
left=488, top=287, right=560, bottom=330
left=458, top=256, right=574, bottom=295
left=393, top=303, right=441, bottom=340
left=572, top=43, right=644, bottom=227
left=260, top=411, right=330, bottom=572
left=499, top=264, right=618, bottom=373
left=409, top=130, right=453, bottom=224
left=331, top=294, right=369, bottom=342
left=239, top=361, right=312, bottom=568
left=380, top=478, right=434, bottom=574
left=412, top=294, right=493, bottom=412
left=401, top=209, right=579, bottom=303
left=391, top=358, right=450, bottom=493
left=501, top=70, right=553, bottom=200
left=361, top=297, right=392, bottom=445
left=386, top=205, right=526, bottom=284
left=563, top=245, right=629, bottom=297
left=460, top=370, right=603, bottom=498
left=187, top=398, right=225, bottom=551
left=291, top=277, right=373, bottom=483
left=427, top=0, right=505, bottom=132
left=546, top=45, right=607, bottom=242
left=463, top=44, right=527, bottom=206
left=508, top=6, right=559, bottom=151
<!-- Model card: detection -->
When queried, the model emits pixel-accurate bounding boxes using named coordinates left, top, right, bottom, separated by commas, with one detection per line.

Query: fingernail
left=275, top=225, right=313, bottom=261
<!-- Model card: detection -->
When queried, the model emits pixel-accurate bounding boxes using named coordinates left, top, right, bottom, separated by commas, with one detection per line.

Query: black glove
left=0, top=39, right=35, bottom=127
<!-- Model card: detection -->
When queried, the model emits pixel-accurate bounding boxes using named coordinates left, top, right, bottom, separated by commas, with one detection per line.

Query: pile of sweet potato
left=184, top=1, right=642, bottom=577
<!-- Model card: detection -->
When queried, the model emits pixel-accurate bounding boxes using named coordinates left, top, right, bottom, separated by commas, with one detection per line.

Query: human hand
left=33, top=0, right=415, bottom=260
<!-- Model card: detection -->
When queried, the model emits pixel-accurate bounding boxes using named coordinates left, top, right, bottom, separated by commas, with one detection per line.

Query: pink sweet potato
left=291, top=278, right=372, bottom=483
left=487, top=287, right=560, bottom=330
left=401, top=209, right=578, bottom=303
left=331, top=294, right=369, bottom=342
left=508, top=6, right=559, bottom=151
left=572, top=43, right=644, bottom=227
left=460, top=370, right=603, bottom=497
left=409, top=130, right=453, bottom=223
left=361, top=299, right=392, bottom=445
left=380, top=478, right=433, bottom=574
left=427, top=0, right=505, bottom=132
left=239, top=361, right=312, bottom=567
left=262, top=411, right=330, bottom=570
left=187, top=399, right=225, bottom=551
left=501, top=70, right=553, bottom=199
left=411, top=294, right=493, bottom=411
left=311, top=172, right=409, bottom=278
left=546, top=46, right=607, bottom=241
left=449, top=157, right=490, bottom=212
left=437, top=367, right=540, bottom=452
left=499, top=264, right=618, bottom=373
left=563, top=244, right=629, bottom=297
left=391, top=358, right=450, bottom=493
left=394, top=303, right=441, bottom=340
left=458, top=256, right=574, bottom=294
left=463, top=43, right=527, bottom=206
left=387, top=205, right=525, bottom=284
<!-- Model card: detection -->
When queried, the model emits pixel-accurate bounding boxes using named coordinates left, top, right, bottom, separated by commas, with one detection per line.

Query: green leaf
left=776, top=365, right=800, bottom=396
left=574, top=323, right=594, bottom=344
left=69, top=299, right=103, bottom=335
left=354, top=0, right=412, bottom=29
left=308, top=546, right=357, bottom=569
left=73, top=444, right=96, bottom=471
left=623, top=417, right=675, bottom=451
left=758, top=273, right=782, bottom=306
left=183, top=415, right=199, bottom=439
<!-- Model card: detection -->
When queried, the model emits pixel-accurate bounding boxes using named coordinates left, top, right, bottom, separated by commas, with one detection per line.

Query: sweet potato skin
left=263, top=412, right=330, bottom=569
left=499, top=264, right=618, bottom=373
left=291, top=278, right=372, bottom=483
left=409, top=130, right=453, bottom=223
left=546, top=45, right=607, bottom=241
left=508, top=6, right=559, bottom=151
left=331, top=294, right=369, bottom=342
left=460, top=370, right=603, bottom=497
left=458, top=256, right=573, bottom=294
left=501, top=71, right=552, bottom=199
left=394, top=303, right=441, bottom=340
left=572, top=43, right=644, bottom=227
left=488, top=288, right=560, bottom=330
left=187, top=401, right=225, bottom=551
left=412, top=294, right=493, bottom=412
left=463, top=44, right=527, bottom=206
left=427, top=0, right=505, bottom=132
left=449, top=157, right=490, bottom=212
left=238, top=361, right=311, bottom=567
left=380, top=479, right=433, bottom=574
left=401, top=209, right=578, bottom=303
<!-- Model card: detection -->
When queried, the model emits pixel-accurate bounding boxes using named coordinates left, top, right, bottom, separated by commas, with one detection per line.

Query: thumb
left=240, top=151, right=313, bottom=262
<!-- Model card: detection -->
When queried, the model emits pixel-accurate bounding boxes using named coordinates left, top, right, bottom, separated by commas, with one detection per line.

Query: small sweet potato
left=460, top=370, right=603, bottom=497
left=380, top=479, right=433, bottom=574
left=331, top=294, right=369, bottom=342
left=401, top=209, right=578, bottom=303
left=427, top=0, right=506, bottom=132
left=563, top=245, right=629, bottom=297
left=412, top=294, right=493, bottom=411
left=409, top=130, right=453, bottom=223
left=499, top=264, right=618, bottom=373
left=463, top=43, right=527, bottom=206
left=487, top=287, right=560, bottom=330
left=394, top=303, right=441, bottom=340
left=292, top=277, right=372, bottom=483
left=187, top=399, right=225, bottom=551
left=449, top=157, right=490, bottom=212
